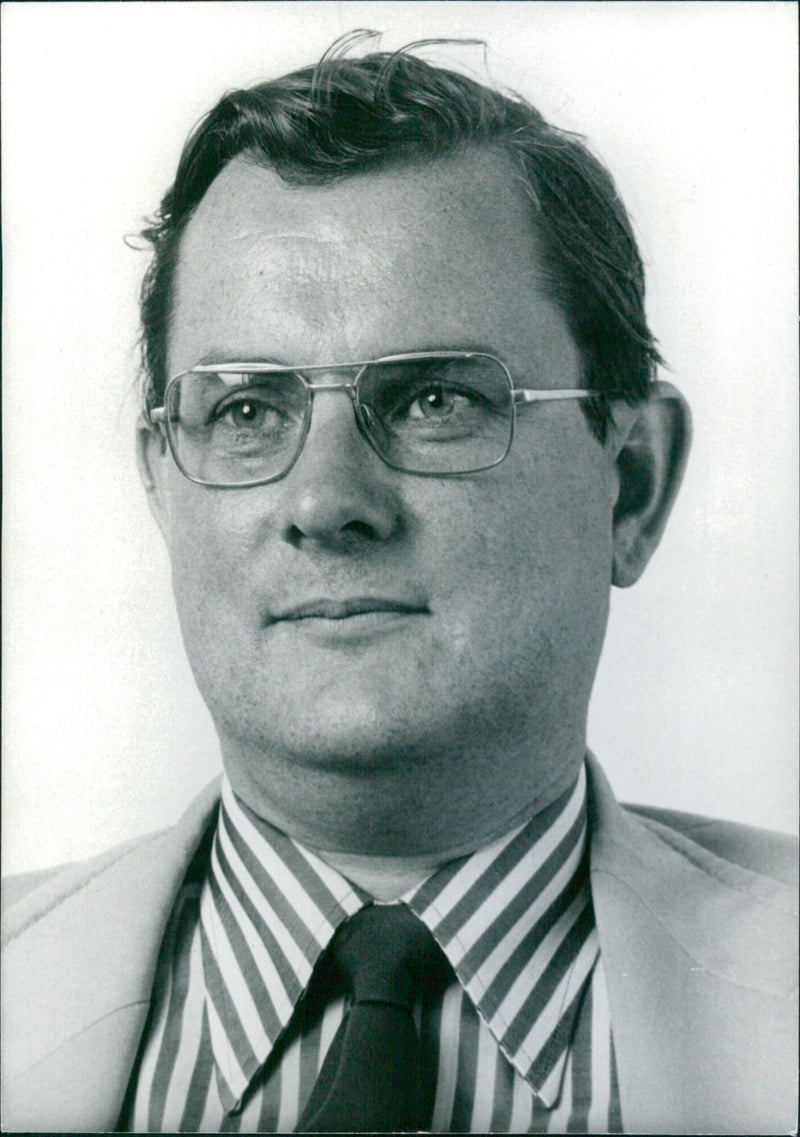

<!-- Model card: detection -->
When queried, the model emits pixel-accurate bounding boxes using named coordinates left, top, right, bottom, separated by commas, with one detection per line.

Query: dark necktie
left=296, top=902, right=443, bottom=1133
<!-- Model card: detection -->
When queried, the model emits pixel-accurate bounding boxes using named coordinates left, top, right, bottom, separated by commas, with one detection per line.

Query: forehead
left=169, top=148, right=581, bottom=381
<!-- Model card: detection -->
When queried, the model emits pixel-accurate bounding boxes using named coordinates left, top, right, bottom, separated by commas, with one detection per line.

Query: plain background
left=2, top=1, right=797, bottom=875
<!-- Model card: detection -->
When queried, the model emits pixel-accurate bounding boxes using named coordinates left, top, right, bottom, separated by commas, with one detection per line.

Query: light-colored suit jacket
left=2, top=756, right=797, bottom=1133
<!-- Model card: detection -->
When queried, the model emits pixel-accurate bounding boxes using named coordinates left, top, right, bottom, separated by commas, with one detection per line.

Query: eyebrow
left=190, top=341, right=508, bottom=369
left=193, top=351, right=293, bottom=368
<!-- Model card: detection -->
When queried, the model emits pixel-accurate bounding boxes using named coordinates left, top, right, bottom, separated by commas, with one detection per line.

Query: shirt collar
left=200, top=764, right=594, bottom=1112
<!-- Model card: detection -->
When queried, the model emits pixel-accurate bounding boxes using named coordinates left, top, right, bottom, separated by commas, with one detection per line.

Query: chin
left=299, top=666, right=421, bottom=742
left=280, top=705, right=426, bottom=774
left=218, top=682, right=436, bottom=778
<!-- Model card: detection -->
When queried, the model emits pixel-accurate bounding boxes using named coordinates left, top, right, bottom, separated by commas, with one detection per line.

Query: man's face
left=146, top=149, right=621, bottom=843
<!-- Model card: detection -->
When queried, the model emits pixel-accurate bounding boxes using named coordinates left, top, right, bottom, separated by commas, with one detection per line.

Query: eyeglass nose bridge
left=294, top=363, right=367, bottom=397
left=290, top=366, right=388, bottom=470
left=288, top=366, right=370, bottom=430
left=301, top=376, right=360, bottom=404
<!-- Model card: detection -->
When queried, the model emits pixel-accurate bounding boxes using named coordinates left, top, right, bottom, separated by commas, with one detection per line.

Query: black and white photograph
left=2, top=2, right=797, bottom=1132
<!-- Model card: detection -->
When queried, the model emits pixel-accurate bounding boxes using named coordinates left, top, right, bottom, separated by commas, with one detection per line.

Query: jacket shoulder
left=3, top=864, right=72, bottom=911
left=623, top=803, right=798, bottom=888
left=1, top=831, right=162, bottom=932
left=2, top=780, right=222, bottom=936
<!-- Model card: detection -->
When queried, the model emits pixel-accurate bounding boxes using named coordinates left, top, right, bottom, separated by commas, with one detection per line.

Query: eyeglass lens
left=165, top=355, right=514, bottom=485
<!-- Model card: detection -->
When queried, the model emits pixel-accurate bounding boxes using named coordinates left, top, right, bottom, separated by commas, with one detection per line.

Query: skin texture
left=140, top=148, right=689, bottom=873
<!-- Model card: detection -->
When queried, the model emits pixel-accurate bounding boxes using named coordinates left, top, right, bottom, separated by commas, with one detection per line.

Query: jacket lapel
left=586, top=755, right=797, bottom=1134
left=1, top=780, right=221, bottom=1132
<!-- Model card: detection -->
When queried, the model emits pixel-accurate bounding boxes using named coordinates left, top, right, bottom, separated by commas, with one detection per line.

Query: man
left=2, top=41, right=796, bottom=1134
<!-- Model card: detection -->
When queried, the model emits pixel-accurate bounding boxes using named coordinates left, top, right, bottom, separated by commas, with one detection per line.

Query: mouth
left=270, top=597, right=430, bottom=622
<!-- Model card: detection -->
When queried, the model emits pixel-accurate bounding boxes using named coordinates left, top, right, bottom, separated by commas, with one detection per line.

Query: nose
left=278, top=389, right=402, bottom=546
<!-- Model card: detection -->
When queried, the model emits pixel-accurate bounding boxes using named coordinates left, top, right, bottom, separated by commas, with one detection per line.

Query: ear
left=610, top=381, right=692, bottom=588
left=136, top=415, right=173, bottom=547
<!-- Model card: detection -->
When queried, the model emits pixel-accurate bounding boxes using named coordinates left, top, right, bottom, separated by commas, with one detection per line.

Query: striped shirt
left=125, top=762, right=622, bottom=1132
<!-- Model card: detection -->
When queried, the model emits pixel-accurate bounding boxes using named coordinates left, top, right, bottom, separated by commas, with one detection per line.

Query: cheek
left=164, top=485, right=257, bottom=629
left=430, top=444, right=614, bottom=650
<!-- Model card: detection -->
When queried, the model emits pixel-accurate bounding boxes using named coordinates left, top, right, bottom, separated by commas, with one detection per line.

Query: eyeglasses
left=150, top=351, right=606, bottom=487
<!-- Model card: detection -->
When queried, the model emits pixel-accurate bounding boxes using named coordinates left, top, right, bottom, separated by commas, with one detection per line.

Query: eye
left=358, top=357, right=509, bottom=443
left=210, top=387, right=293, bottom=435
left=406, top=383, right=476, bottom=420
left=217, top=395, right=269, bottom=429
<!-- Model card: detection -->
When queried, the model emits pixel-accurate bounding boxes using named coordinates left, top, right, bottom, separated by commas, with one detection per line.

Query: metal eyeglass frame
left=149, top=350, right=606, bottom=488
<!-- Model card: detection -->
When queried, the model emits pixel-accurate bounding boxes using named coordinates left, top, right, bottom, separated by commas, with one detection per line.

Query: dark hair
left=138, top=36, right=662, bottom=440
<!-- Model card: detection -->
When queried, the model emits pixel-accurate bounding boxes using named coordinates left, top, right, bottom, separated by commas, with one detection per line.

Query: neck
left=309, top=849, right=449, bottom=901
left=222, top=728, right=587, bottom=862
left=310, top=782, right=566, bottom=896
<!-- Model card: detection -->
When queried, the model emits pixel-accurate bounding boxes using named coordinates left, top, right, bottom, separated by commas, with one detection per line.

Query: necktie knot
left=331, top=902, right=440, bottom=1009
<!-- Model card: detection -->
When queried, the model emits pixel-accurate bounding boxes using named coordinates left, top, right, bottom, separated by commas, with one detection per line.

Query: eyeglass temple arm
left=513, top=388, right=604, bottom=403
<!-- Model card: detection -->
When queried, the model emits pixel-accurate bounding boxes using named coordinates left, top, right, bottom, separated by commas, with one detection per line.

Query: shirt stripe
left=127, top=760, right=621, bottom=1131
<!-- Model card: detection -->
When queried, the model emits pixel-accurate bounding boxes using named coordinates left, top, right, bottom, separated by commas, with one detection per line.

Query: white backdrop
left=3, top=1, right=797, bottom=875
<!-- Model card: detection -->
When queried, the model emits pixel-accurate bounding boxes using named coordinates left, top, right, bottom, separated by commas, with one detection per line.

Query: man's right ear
left=136, top=416, right=173, bottom=545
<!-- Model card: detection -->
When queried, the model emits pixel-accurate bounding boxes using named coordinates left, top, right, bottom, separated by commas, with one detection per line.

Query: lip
left=269, top=597, right=430, bottom=622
